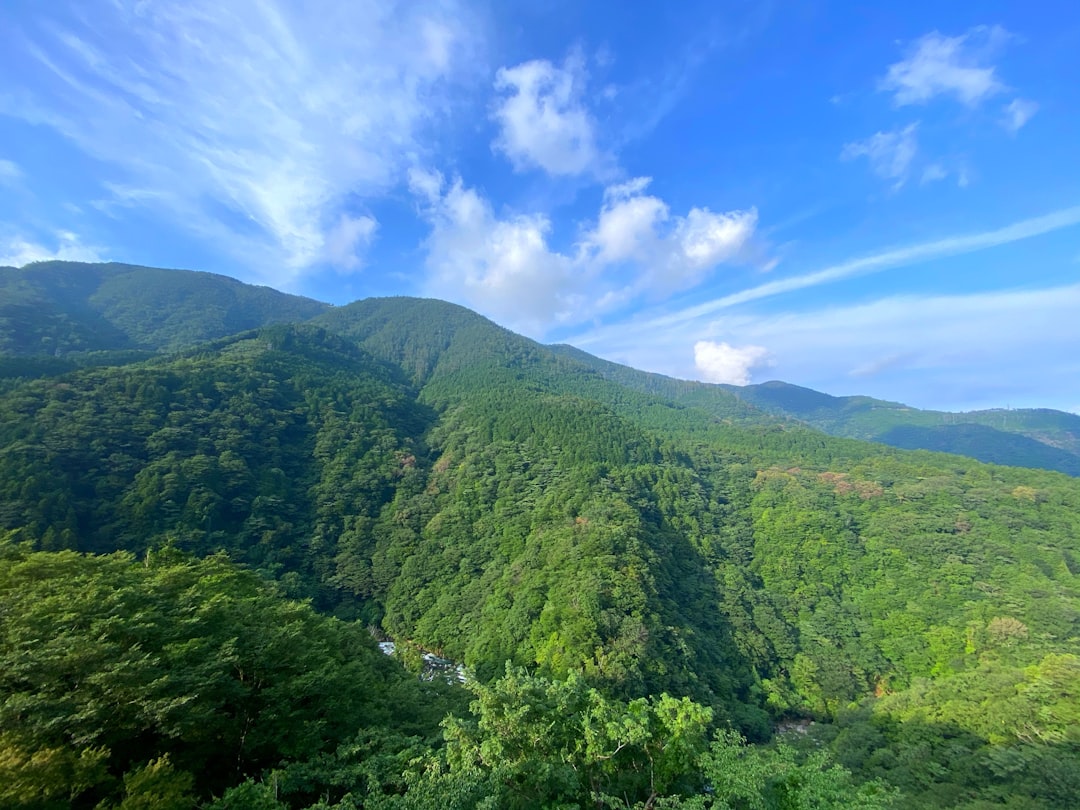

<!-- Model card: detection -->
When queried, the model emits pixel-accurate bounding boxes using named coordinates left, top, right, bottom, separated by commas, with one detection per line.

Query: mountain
left=0, top=260, right=328, bottom=357
left=725, top=380, right=1080, bottom=475
left=546, top=348, right=1080, bottom=476
left=1, top=264, right=1078, bottom=808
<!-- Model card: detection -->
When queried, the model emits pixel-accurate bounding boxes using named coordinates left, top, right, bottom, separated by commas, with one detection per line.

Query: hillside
left=546, top=347, right=1080, bottom=476
left=727, top=380, right=1080, bottom=475
left=0, top=267, right=1078, bottom=808
left=0, top=260, right=328, bottom=357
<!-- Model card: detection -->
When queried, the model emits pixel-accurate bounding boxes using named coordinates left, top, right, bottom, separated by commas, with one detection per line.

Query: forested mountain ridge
left=725, top=380, right=1080, bottom=475
left=6, top=259, right=1075, bottom=477
left=1, top=263, right=1079, bottom=808
left=550, top=345, right=1080, bottom=475
left=0, top=260, right=328, bottom=357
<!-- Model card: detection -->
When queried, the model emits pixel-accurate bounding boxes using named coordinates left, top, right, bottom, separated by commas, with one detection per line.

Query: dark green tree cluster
left=0, top=538, right=460, bottom=809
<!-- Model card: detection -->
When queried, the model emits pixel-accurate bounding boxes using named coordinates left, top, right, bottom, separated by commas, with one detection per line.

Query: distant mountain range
left=721, top=380, right=1080, bottom=476
left=3, top=260, right=1078, bottom=477
left=550, top=345, right=1080, bottom=477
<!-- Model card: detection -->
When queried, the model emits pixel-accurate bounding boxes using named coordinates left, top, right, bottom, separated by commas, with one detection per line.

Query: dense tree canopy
left=0, top=267, right=1077, bottom=807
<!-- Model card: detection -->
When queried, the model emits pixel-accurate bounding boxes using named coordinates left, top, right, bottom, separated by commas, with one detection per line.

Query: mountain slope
left=0, top=260, right=328, bottom=357
left=0, top=321, right=767, bottom=730
left=2, top=267, right=1079, bottom=807
left=542, top=348, right=1080, bottom=475
left=727, top=380, right=1080, bottom=475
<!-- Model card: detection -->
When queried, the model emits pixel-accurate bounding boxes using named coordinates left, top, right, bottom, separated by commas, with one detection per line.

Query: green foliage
left=0, top=542, right=450, bottom=807
left=1, top=272, right=1079, bottom=808
left=0, top=326, right=428, bottom=607
left=717, top=380, right=1080, bottom=476
left=371, top=668, right=888, bottom=810
left=0, top=260, right=327, bottom=357
left=442, top=665, right=712, bottom=806
left=689, top=730, right=896, bottom=809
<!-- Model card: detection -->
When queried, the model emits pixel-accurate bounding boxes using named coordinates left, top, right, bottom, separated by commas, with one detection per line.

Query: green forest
left=1, top=262, right=1078, bottom=808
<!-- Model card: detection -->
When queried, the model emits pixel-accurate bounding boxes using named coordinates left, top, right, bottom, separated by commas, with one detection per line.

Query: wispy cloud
left=735, top=285, right=1080, bottom=406
left=849, top=352, right=917, bottom=379
left=1001, top=98, right=1039, bottom=134
left=574, top=282, right=1080, bottom=410
left=4, top=0, right=478, bottom=284
left=920, top=163, right=948, bottom=184
left=880, top=26, right=1009, bottom=107
left=919, top=161, right=970, bottom=188
left=570, top=204, right=1080, bottom=347
left=842, top=123, right=919, bottom=188
left=0, top=230, right=104, bottom=266
left=0, top=159, right=22, bottom=185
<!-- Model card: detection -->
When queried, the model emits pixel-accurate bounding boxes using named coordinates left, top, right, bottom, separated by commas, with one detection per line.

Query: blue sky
left=2, top=1, right=1079, bottom=412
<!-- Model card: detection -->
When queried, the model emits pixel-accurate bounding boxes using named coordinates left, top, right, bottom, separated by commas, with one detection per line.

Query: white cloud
left=842, top=124, right=918, bottom=188
left=582, top=177, right=759, bottom=292
left=414, top=177, right=576, bottom=335
left=849, top=353, right=915, bottom=378
left=563, top=206, right=1080, bottom=410
left=407, top=167, right=445, bottom=204
left=492, top=56, right=605, bottom=177
left=322, top=214, right=377, bottom=271
left=920, top=163, right=948, bottom=184
left=587, top=185, right=669, bottom=265
left=4, top=0, right=477, bottom=284
left=880, top=26, right=1008, bottom=107
left=411, top=174, right=762, bottom=335
left=694, top=341, right=771, bottom=385
left=578, top=283, right=1080, bottom=411
left=0, top=231, right=104, bottom=266
left=675, top=207, right=757, bottom=271
left=726, top=285, right=1080, bottom=407
left=604, top=177, right=652, bottom=201
left=0, top=159, right=21, bottom=184
left=1002, top=98, right=1039, bottom=134
left=569, top=203, right=1080, bottom=353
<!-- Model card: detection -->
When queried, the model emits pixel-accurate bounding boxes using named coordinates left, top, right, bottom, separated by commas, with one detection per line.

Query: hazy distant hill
left=546, top=348, right=1080, bottom=475
left=724, top=380, right=1080, bottom=476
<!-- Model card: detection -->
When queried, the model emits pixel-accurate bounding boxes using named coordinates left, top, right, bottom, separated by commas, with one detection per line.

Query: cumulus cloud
left=693, top=340, right=771, bottom=386
left=0, top=230, right=104, bottom=266
left=582, top=177, right=759, bottom=291
left=3, top=0, right=476, bottom=284
left=410, top=174, right=763, bottom=335
left=880, top=26, right=1008, bottom=107
left=842, top=124, right=919, bottom=188
left=412, top=174, right=576, bottom=335
left=590, top=196, right=668, bottom=266
left=1001, top=98, right=1039, bottom=134
left=492, top=56, right=605, bottom=177
left=675, top=208, right=758, bottom=271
